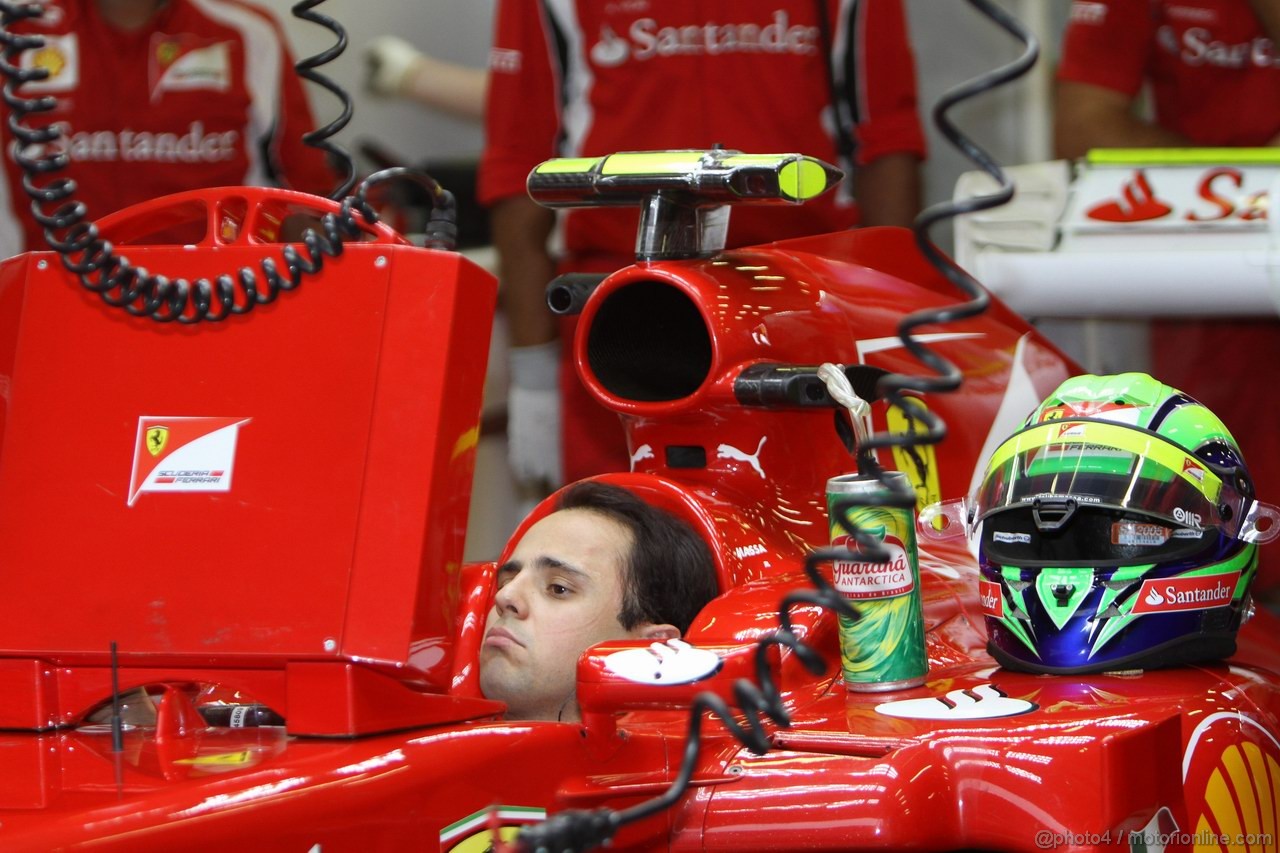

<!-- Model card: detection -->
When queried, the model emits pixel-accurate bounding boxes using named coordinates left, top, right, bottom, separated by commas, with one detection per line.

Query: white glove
left=507, top=342, right=563, bottom=488
left=366, top=36, right=424, bottom=96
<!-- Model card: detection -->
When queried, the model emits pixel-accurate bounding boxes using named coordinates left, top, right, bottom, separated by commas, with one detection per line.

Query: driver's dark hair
left=556, top=481, right=719, bottom=634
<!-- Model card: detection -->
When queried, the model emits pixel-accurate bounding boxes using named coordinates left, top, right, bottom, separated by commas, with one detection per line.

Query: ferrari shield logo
left=128, top=416, right=250, bottom=506
left=145, top=426, right=169, bottom=456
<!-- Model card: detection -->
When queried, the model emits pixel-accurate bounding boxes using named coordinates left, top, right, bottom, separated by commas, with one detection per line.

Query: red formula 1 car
left=0, top=138, right=1276, bottom=853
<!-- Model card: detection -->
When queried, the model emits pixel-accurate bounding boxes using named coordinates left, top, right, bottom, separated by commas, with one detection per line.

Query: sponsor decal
left=1181, top=458, right=1206, bottom=482
left=149, top=34, right=231, bottom=100
left=440, top=806, right=546, bottom=851
left=127, top=416, right=250, bottom=506
left=51, top=120, right=239, bottom=165
left=489, top=47, right=521, bottom=74
left=1131, top=571, right=1239, bottom=614
left=992, top=531, right=1031, bottom=545
left=1111, top=521, right=1170, bottom=547
left=1055, top=422, right=1087, bottom=439
left=1071, top=165, right=1272, bottom=232
left=1172, top=507, right=1203, bottom=529
left=1086, top=170, right=1173, bottom=222
left=875, top=684, right=1036, bottom=720
left=628, top=443, right=654, bottom=470
left=715, top=436, right=767, bottom=479
left=832, top=532, right=914, bottom=599
left=589, top=9, right=819, bottom=68
left=173, top=750, right=254, bottom=766
left=1182, top=713, right=1280, bottom=853
left=19, top=33, right=78, bottom=92
left=979, top=579, right=1004, bottom=617
left=1068, top=1, right=1107, bottom=25
left=1039, top=400, right=1141, bottom=425
left=603, top=638, right=722, bottom=685
left=1168, top=26, right=1276, bottom=71
left=887, top=400, right=941, bottom=511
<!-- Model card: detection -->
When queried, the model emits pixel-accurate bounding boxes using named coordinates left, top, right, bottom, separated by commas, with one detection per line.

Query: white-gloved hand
left=366, top=36, right=424, bottom=96
left=507, top=341, right=563, bottom=488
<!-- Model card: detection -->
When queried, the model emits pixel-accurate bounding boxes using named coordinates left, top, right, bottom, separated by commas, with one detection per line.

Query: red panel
left=0, top=188, right=497, bottom=719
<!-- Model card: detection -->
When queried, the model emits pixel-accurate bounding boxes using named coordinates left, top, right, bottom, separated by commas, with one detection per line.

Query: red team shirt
left=1059, top=0, right=1280, bottom=585
left=480, top=0, right=925, bottom=481
left=1057, top=0, right=1280, bottom=145
left=479, top=0, right=926, bottom=267
left=0, top=0, right=333, bottom=257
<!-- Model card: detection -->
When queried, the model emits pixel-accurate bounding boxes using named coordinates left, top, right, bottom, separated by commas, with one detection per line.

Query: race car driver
left=0, top=0, right=335, bottom=258
left=478, top=481, right=719, bottom=722
left=478, top=0, right=926, bottom=491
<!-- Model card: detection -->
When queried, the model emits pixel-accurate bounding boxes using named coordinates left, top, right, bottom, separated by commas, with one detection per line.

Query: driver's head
left=479, top=482, right=719, bottom=722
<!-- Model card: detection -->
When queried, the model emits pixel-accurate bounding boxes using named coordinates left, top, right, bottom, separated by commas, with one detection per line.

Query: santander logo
left=1131, top=571, right=1240, bottom=615
left=979, top=579, right=1004, bottom=617
left=1086, top=169, right=1173, bottom=222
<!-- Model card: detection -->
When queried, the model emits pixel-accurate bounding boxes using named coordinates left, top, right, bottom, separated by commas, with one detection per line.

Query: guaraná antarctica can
left=827, top=471, right=928, bottom=691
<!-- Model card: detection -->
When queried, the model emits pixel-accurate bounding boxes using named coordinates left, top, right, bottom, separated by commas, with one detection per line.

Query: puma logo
left=716, top=436, right=767, bottom=479
left=629, top=443, right=655, bottom=471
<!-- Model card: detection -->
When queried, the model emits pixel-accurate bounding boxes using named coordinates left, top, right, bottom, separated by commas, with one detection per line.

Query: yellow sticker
left=174, top=750, right=254, bottom=766
left=447, top=827, right=522, bottom=853
left=886, top=400, right=941, bottom=512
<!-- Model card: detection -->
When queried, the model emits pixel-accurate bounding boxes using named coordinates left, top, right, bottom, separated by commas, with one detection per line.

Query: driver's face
left=478, top=509, right=636, bottom=721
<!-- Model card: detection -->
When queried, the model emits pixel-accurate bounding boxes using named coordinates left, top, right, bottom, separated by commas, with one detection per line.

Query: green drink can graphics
left=827, top=472, right=928, bottom=691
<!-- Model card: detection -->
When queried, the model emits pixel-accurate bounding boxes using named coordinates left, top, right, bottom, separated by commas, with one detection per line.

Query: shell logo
left=32, top=46, right=66, bottom=79
left=1182, top=712, right=1280, bottom=851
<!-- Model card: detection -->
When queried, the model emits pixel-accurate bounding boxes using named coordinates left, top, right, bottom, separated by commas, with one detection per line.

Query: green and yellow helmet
left=931, top=373, right=1279, bottom=673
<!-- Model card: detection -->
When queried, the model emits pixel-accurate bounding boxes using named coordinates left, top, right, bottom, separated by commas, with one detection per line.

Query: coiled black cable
left=0, top=0, right=457, bottom=324
left=512, top=2, right=1037, bottom=851
left=291, top=0, right=356, bottom=201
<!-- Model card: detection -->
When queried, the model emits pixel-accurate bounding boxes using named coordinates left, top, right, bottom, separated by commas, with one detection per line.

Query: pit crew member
left=0, top=0, right=336, bottom=257
left=478, top=0, right=927, bottom=489
left=1053, top=0, right=1280, bottom=590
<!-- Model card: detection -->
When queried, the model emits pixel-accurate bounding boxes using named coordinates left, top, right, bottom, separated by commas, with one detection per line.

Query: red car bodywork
left=0, top=188, right=1275, bottom=852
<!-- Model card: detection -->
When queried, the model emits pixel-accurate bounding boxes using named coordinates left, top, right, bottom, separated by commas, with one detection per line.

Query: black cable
left=291, top=0, right=356, bottom=200
left=513, top=2, right=1037, bottom=850
left=0, top=0, right=458, bottom=324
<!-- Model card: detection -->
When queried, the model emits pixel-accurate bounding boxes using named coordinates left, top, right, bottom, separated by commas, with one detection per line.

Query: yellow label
left=600, top=151, right=706, bottom=175
left=886, top=401, right=941, bottom=511
left=1087, top=147, right=1280, bottom=166
left=447, top=827, right=522, bottom=852
left=174, top=750, right=253, bottom=766
left=145, top=426, right=169, bottom=457
left=533, top=157, right=602, bottom=174
left=777, top=158, right=829, bottom=200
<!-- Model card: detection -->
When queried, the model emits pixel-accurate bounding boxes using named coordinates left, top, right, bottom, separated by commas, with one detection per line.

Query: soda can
left=827, top=471, right=927, bottom=691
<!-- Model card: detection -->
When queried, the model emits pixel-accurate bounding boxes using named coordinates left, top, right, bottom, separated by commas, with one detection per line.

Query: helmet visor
left=975, top=420, right=1241, bottom=537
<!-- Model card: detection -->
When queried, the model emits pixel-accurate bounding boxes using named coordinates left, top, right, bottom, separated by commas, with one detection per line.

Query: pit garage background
left=259, top=1, right=1117, bottom=561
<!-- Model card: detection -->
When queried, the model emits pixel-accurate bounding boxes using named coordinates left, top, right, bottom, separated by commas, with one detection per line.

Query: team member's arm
left=492, top=196, right=557, bottom=348
left=857, top=153, right=921, bottom=228
left=479, top=0, right=568, bottom=485
left=846, top=0, right=924, bottom=227
left=1053, top=0, right=1176, bottom=159
left=366, top=36, right=488, bottom=121
left=1054, top=81, right=1189, bottom=159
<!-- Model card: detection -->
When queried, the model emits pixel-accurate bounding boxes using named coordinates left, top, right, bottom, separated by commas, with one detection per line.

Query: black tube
left=734, top=364, right=886, bottom=408
left=546, top=273, right=608, bottom=316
